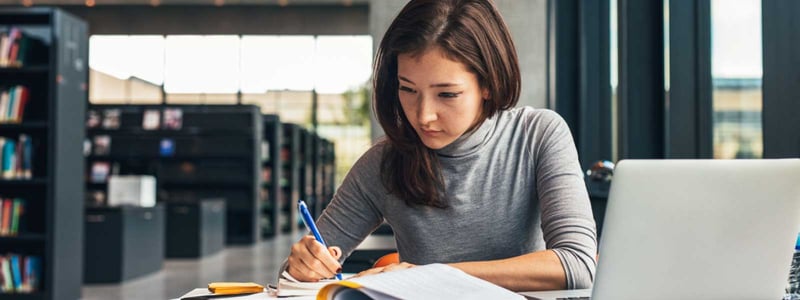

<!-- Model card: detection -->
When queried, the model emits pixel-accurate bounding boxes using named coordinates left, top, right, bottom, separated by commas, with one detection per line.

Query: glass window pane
left=165, top=35, right=240, bottom=94
left=240, top=36, right=315, bottom=92
left=610, top=0, right=619, bottom=162
left=313, top=36, right=372, bottom=94
left=89, top=35, right=164, bottom=103
left=711, top=0, right=763, bottom=159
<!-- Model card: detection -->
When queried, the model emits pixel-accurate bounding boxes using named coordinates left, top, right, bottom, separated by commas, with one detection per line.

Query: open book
left=277, top=277, right=336, bottom=297
left=314, top=263, right=524, bottom=300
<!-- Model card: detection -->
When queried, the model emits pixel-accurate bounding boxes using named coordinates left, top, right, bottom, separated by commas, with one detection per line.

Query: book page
left=346, top=263, right=524, bottom=300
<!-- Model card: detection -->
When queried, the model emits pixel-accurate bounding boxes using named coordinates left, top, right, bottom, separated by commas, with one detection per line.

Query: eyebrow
left=398, top=76, right=464, bottom=88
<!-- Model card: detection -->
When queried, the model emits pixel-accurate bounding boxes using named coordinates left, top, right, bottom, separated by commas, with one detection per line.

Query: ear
left=482, top=88, right=490, bottom=101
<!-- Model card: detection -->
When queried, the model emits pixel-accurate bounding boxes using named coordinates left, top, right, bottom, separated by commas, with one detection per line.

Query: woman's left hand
left=353, top=262, right=416, bottom=278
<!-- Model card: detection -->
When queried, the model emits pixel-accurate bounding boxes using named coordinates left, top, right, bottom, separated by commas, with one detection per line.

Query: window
left=711, top=0, right=763, bottom=159
left=89, top=34, right=374, bottom=186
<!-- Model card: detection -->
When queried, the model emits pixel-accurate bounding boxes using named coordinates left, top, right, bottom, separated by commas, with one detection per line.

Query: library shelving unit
left=310, top=135, right=322, bottom=218
left=85, top=104, right=261, bottom=245
left=298, top=128, right=314, bottom=224
left=280, top=123, right=301, bottom=234
left=317, top=138, right=336, bottom=216
left=260, top=114, right=281, bottom=239
left=0, top=7, right=87, bottom=300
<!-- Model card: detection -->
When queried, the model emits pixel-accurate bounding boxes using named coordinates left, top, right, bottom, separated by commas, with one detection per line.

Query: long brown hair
left=374, top=0, right=521, bottom=208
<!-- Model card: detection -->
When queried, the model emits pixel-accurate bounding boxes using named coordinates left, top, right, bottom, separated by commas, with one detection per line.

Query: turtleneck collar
left=434, top=113, right=498, bottom=158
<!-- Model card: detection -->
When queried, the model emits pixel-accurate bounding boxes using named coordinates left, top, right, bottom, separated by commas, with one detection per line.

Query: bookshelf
left=260, top=114, right=281, bottom=238
left=275, top=124, right=336, bottom=234
left=85, top=105, right=261, bottom=245
left=299, top=128, right=314, bottom=225
left=317, top=138, right=336, bottom=216
left=0, top=7, right=87, bottom=300
left=280, top=124, right=301, bottom=234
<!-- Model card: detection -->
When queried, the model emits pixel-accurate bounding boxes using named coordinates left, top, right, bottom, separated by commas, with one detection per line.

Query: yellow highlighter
left=207, top=282, right=265, bottom=295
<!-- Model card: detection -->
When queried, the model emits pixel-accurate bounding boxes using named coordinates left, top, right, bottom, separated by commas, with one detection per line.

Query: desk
left=175, top=288, right=592, bottom=300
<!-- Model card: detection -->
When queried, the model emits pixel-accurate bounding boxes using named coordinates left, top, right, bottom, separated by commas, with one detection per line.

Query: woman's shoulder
left=505, top=106, right=568, bottom=133
left=346, top=140, right=388, bottom=178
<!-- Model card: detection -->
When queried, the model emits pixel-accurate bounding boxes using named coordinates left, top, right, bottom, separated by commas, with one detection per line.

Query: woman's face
left=397, top=47, right=488, bottom=150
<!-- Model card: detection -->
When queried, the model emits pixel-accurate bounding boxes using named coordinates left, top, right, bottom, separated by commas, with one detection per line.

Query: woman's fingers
left=382, top=262, right=415, bottom=273
left=303, top=237, right=341, bottom=275
left=329, top=246, right=342, bottom=260
left=287, top=236, right=340, bottom=281
left=354, top=266, right=385, bottom=278
left=287, top=253, right=326, bottom=282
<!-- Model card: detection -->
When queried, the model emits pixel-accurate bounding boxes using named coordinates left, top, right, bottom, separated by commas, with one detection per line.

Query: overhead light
left=214, top=0, right=224, bottom=6
left=85, top=0, right=95, bottom=7
left=342, top=0, right=352, bottom=6
left=278, top=0, right=288, bottom=7
left=21, top=0, right=33, bottom=6
left=150, top=0, right=160, bottom=6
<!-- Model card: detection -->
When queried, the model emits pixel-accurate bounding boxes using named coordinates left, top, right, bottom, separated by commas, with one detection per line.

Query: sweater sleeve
left=531, top=110, right=598, bottom=289
left=277, top=144, right=386, bottom=281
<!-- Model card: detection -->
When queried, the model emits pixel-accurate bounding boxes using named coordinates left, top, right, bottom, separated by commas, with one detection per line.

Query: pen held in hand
left=298, top=200, right=343, bottom=280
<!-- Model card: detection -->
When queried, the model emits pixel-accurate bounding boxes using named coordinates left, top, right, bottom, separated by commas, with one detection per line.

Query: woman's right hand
left=287, top=235, right=342, bottom=282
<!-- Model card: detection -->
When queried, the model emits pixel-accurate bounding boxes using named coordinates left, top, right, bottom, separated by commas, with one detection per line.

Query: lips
left=420, top=128, right=442, bottom=137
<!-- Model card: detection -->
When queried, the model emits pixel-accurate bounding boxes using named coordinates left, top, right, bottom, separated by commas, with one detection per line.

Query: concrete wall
left=368, top=0, right=548, bottom=141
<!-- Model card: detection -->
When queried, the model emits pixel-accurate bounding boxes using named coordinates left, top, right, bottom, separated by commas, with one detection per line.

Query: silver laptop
left=523, top=159, right=800, bottom=300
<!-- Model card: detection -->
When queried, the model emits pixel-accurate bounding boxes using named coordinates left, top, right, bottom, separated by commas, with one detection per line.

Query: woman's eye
left=399, top=86, right=416, bottom=93
left=439, top=92, right=461, bottom=98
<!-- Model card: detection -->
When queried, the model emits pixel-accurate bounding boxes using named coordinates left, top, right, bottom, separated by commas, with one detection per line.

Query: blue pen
left=298, top=200, right=342, bottom=280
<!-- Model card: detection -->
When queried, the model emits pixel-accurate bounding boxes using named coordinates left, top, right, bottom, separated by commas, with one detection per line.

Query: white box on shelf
left=108, top=175, right=156, bottom=207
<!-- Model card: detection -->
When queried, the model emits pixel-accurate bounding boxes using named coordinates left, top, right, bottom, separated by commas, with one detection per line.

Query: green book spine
left=10, top=199, right=21, bottom=235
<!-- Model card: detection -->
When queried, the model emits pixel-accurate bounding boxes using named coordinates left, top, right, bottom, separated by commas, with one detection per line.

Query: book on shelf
left=90, top=161, right=110, bottom=183
left=0, top=27, right=46, bottom=68
left=87, top=190, right=106, bottom=207
left=101, top=109, right=120, bottom=129
left=92, top=135, right=110, bottom=156
left=0, top=86, right=30, bottom=124
left=83, top=138, right=92, bottom=157
left=0, top=254, right=41, bottom=294
left=159, top=138, right=175, bottom=157
left=0, top=134, right=33, bottom=180
left=163, top=108, right=183, bottom=130
left=142, top=109, right=160, bottom=130
left=0, top=198, right=26, bottom=236
left=260, top=141, right=270, bottom=162
left=261, top=167, right=272, bottom=183
left=86, top=109, right=101, bottom=129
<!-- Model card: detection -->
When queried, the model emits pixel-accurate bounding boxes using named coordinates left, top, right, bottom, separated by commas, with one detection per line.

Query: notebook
left=316, top=263, right=523, bottom=300
left=277, top=276, right=337, bottom=297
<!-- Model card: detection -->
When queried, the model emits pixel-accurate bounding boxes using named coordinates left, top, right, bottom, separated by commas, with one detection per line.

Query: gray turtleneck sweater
left=299, top=107, right=597, bottom=289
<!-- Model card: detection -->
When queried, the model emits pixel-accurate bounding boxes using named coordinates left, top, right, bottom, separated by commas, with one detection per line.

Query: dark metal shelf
left=87, top=127, right=254, bottom=137
left=0, top=65, right=49, bottom=74
left=0, top=292, right=45, bottom=300
left=0, top=234, right=46, bottom=243
left=0, top=121, right=48, bottom=131
left=0, top=178, right=48, bottom=185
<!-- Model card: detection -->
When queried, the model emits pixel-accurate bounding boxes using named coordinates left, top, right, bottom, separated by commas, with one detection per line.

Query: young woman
left=283, top=0, right=596, bottom=291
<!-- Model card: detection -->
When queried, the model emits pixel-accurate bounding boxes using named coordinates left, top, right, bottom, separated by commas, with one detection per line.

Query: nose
left=416, top=94, right=438, bottom=125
